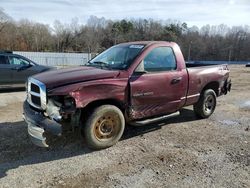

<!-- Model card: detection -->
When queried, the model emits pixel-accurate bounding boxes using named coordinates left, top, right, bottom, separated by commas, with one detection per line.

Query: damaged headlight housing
left=46, top=99, right=62, bottom=121
left=46, top=96, right=76, bottom=121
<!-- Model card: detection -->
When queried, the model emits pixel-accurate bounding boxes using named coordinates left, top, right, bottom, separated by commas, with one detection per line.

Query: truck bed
left=184, top=63, right=230, bottom=106
left=186, top=63, right=218, bottom=67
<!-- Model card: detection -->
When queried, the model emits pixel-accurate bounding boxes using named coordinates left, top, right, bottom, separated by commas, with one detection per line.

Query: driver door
left=129, top=46, right=188, bottom=120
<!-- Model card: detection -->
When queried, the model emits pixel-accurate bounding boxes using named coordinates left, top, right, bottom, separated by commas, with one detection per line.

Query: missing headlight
left=46, top=99, right=62, bottom=121
left=64, top=97, right=75, bottom=107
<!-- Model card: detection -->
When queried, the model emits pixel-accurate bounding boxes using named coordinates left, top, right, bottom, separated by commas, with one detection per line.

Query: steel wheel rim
left=94, top=112, right=121, bottom=141
left=204, top=95, right=215, bottom=113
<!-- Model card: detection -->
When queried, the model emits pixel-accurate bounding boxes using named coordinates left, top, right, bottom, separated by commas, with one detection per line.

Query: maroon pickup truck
left=23, top=41, right=231, bottom=149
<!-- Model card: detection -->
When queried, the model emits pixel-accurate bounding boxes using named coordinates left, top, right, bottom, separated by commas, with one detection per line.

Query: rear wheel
left=84, top=105, right=125, bottom=150
left=193, top=89, right=216, bottom=118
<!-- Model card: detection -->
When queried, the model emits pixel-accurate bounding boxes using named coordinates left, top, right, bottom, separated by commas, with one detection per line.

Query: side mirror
left=134, top=60, right=147, bottom=74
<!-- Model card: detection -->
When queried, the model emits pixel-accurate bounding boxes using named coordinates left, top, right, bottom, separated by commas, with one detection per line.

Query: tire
left=84, top=105, right=125, bottom=150
left=193, top=89, right=216, bottom=119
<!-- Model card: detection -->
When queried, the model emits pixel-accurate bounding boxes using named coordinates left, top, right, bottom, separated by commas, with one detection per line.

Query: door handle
left=171, top=77, right=182, bottom=84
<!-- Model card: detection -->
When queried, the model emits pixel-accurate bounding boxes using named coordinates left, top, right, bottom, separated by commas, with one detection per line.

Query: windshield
left=88, top=44, right=145, bottom=70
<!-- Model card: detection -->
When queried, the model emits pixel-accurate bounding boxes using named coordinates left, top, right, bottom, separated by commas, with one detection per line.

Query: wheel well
left=202, top=81, right=219, bottom=96
left=80, top=99, right=124, bottom=121
left=86, top=99, right=124, bottom=111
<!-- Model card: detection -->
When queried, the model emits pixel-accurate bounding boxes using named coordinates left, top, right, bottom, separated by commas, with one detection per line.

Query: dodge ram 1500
left=23, top=41, right=231, bottom=149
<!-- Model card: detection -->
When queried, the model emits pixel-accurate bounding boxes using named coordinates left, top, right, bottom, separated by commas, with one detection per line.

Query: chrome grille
left=27, top=78, right=47, bottom=110
left=31, top=83, right=40, bottom=93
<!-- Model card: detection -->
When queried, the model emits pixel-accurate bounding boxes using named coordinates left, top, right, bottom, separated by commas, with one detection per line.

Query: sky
left=0, top=0, right=249, bottom=27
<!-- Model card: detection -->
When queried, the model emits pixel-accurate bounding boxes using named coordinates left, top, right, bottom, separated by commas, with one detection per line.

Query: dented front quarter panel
left=48, top=71, right=129, bottom=109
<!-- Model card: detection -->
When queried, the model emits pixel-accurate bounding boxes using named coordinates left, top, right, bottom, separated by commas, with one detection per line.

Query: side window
left=0, top=55, right=9, bottom=64
left=8, top=56, right=30, bottom=66
left=143, top=47, right=177, bottom=72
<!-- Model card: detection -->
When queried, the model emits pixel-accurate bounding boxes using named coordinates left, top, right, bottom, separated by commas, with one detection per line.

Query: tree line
left=1, top=9, right=250, bottom=61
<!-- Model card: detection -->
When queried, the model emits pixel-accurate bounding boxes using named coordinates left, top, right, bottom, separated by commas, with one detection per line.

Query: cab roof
left=0, top=50, right=13, bottom=54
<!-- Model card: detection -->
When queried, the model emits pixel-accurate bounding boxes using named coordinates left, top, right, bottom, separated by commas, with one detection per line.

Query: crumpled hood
left=32, top=66, right=120, bottom=89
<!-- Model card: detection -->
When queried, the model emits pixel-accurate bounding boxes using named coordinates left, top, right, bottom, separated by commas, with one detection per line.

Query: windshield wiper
left=88, top=61, right=111, bottom=69
left=90, top=61, right=108, bottom=65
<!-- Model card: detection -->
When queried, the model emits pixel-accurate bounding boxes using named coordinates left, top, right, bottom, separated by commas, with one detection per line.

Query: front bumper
left=223, top=79, right=232, bottom=95
left=23, top=100, right=62, bottom=147
left=219, top=79, right=231, bottom=96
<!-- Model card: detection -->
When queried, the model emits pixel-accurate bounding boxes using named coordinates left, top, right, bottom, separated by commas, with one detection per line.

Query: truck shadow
left=0, top=121, right=90, bottom=179
left=122, top=108, right=197, bottom=139
left=0, top=108, right=197, bottom=179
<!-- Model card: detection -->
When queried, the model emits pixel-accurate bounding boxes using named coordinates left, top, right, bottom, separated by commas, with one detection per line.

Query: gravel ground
left=0, top=65, right=249, bottom=188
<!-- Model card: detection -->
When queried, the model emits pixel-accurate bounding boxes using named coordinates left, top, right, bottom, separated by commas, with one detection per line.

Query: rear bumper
left=23, top=100, right=62, bottom=147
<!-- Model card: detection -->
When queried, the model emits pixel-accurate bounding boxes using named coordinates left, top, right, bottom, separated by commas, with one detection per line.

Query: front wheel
left=84, top=105, right=125, bottom=150
left=193, top=89, right=216, bottom=118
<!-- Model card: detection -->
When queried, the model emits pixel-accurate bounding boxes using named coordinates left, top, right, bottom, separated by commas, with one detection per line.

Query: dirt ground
left=0, top=65, right=249, bottom=188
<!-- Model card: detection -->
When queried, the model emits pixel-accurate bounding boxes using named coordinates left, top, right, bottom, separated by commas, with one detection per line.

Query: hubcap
left=94, top=113, right=120, bottom=140
left=204, top=95, right=215, bottom=113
